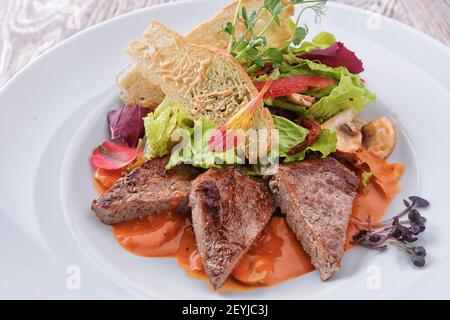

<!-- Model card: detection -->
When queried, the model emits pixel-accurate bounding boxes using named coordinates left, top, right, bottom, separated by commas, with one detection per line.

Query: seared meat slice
left=269, top=158, right=359, bottom=280
left=92, top=157, right=198, bottom=225
left=189, top=167, right=275, bottom=290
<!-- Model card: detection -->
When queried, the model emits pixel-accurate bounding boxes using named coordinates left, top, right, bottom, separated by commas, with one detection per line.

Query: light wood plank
left=332, top=0, right=450, bottom=44
left=1, top=0, right=448, bottom=86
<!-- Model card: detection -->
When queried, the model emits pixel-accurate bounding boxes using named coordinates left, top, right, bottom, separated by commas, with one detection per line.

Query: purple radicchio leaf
left=300, top=42, right=364, bottom=74
left=107, top=104, right=152, bottom=147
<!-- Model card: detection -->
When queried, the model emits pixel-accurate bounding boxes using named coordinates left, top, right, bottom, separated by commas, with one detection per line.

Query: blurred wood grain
left=1, top=0, right=449, bottom=87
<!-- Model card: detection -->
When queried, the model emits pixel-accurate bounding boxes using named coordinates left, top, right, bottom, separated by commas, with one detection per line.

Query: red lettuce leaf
left=300, top=42, right=364, bottom=74
left=108, top=104, right=152, bottom=147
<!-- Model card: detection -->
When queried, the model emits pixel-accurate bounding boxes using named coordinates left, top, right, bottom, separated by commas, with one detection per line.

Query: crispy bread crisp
left=120, top=0, right=293, bottom=131
left=118, top=68, right=165, bottom=109
left=126, top=21, right=273, bottom=132
left=186, top=0, right=294, bottom=50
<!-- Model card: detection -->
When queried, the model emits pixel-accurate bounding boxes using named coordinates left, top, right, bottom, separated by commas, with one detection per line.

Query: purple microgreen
left=409, top=196, right=430, bottom=208
left=403, top=199, right=411, bottom=208
left=351, top=195, right=430, bottom=268
left=356, top=195, right=431, bottom=228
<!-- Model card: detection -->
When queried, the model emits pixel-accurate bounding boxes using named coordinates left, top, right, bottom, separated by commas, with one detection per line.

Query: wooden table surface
left=1, top=0, right=449, bottom=87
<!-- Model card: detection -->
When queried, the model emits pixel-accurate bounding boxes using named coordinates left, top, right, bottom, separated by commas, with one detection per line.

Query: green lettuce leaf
left=308, top=73, right=376, bottom=122
left=282, top=57, right=353, bottom=82
left=312, top=32, right=337, bottom=47
left=143, top=99, right=181, bottom=159
left=271, top=98, right=314, bottom=118
left=280, top=59, right=376, bottom=122
left=166, top=117, right=240, bottom=170
left=284, top=129, right=337, bottom=162
left=272, top=115, right=309, bottom=158
left=290, top=31, right=337, bottom=55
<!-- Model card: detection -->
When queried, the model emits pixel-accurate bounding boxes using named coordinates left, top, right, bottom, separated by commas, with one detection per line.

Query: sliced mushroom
left=286, top=93, right=316, bottom=107
left=361, top=116, right=396, bottom=159
left=321, top=108, right=363, bottom=153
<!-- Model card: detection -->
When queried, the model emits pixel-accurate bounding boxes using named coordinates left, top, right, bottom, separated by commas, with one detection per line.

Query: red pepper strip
left=90, top=140, right=141, bottom=170
left=255, top=75, right=335, bottom=99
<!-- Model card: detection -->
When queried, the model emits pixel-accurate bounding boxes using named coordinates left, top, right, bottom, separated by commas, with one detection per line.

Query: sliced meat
left=92, top=157, right=198, bottom=225
left=189, top=167, right=275, bottom=290
left=269, top=157, right=359, bottom=280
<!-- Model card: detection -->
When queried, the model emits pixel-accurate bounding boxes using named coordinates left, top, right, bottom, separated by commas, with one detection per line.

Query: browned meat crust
left=269, top=158, right=359, bottom=280
left=91, top=157, right=199, bottom=225
left=189, top=167, right=275, bottom=290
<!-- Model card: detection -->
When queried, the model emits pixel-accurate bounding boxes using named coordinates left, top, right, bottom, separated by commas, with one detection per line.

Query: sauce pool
left=346, top=152, right=404, bottom=249
left=98, top=152, right=404, bottom=290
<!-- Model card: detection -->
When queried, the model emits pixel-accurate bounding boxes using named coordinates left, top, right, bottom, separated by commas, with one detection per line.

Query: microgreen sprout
left=352, top=196, right=430, bottom=267
left=223, top=0, right=328, bottom=69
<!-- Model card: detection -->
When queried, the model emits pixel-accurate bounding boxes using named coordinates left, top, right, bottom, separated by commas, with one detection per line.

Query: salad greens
left=224, top=0, right=328, bottom=69
left=278, top=59, right=376, bottom=121
left=272, top=115, right=309, bottom=157
left=143, top=99, right=185, bottom=159
left=166, top=117, right=239, bottom=170
left=108, top=104, right=151, bottom=147
left=139, top=0, right=376, bottom=174
left=284, top=129, right=337, bottom=162
left=290, top=31, right=336, bottom=54
left=272, top=115, right=336, bottom=161
left=308, top=72, right=375, bottom=122
left=143, top=101, right=240, bottom=170
left=300, top=42, right=364, bottom=74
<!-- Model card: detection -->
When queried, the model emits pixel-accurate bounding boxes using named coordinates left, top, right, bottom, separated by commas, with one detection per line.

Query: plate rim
left=1, top=0, right=449, bottom=97
left=1, top=0, right=449, bottom=299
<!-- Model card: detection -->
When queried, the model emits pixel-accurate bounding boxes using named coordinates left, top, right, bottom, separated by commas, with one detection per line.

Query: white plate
left=1, top=0, right=449, bottom=299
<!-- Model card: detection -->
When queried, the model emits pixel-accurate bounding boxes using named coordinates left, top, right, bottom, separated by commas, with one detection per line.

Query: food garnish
left=307, top=70, right=376, bottom=122
left=225, top=0, right=328, bottom=68
left=88, top=0, right=419, bottom=291
left=108, top=104, right=152, bottom=147
left=300, top=42, right=364, bottom=74
left=352, top=196, right=430, bottom=267
left=287, top=118, right=322, bottom=155
left=276, top=116, right=337, bottom=162
left=255, top=75, right=335, bottom=99
left=208, top=79, right=273, bottom=152
left=90, top=140, right=142, bottom=170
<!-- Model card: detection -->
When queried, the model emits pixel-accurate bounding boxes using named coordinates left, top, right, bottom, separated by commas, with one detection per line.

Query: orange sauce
left=98, top=151, right=404, bottom=291
left=346, top=152, right=404, bottom=248
left=113, top=211, right=189, bottom=257
left=232, top=217, right=314, bottom=287
left=94, top=168, right=123, bottom=193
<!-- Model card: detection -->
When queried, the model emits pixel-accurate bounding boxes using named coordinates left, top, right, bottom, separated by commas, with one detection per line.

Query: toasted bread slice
left=186, top=0, right=294, bottom=50
left=189, top=167, right=275, bottom=289
left=118, top=68, right=165, bottom=109
left=127, top=20, right=273, bottom=143
left=269, top=158, right=359, bottom=280
left=119, top=0, right=293, bottom=124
